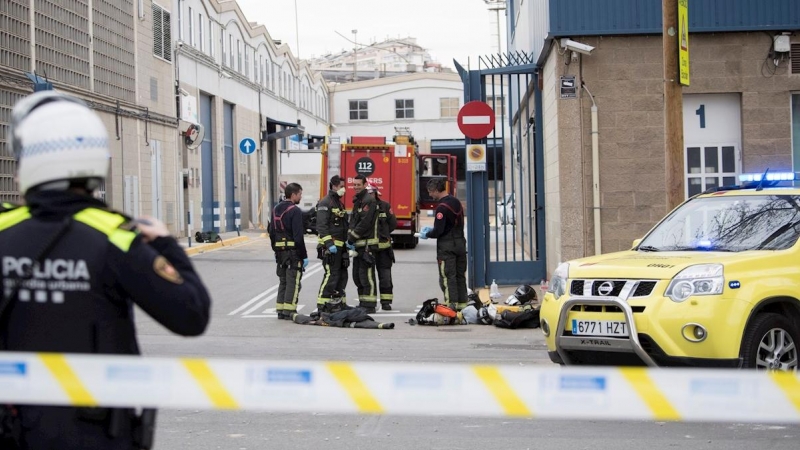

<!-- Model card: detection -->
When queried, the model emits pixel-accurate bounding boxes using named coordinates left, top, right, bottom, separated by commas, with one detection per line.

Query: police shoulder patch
left=153, top=256, right=184, bottom=284
left=436, top=212, right=444, bottom=220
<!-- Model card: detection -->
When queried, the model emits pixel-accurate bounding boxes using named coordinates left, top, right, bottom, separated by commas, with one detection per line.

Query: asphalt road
left=135, top=231, right=798, bottom=449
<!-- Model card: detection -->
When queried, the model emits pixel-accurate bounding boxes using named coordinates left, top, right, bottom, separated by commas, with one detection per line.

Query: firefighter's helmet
left=512, top=284, right=537, bottom=304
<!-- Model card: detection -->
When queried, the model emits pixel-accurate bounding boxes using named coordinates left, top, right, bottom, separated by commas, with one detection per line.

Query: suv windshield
left=639, top=194, right=800, bottom=252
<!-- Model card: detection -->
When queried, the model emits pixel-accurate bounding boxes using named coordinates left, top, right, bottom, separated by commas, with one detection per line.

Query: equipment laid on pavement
left=194, top=231, right=222, bottom=243
left=1, top=351, right=799, bottom=423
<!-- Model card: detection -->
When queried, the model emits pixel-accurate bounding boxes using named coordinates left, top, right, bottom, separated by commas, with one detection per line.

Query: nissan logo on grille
left=597, top=281, right=615, bottom=296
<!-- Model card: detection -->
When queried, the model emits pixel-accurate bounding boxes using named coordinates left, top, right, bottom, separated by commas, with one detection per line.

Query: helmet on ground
left=477, top=307, right=493, bottom=325
left=504, top=295, right=521, bottom=306
left=11, top=91, right=110, bottom=193
left=512, top=284, right=537, bottom=304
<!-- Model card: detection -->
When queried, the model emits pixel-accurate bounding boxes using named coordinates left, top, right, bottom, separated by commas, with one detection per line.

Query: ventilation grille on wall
left=792, top=43, right=800, bottom=75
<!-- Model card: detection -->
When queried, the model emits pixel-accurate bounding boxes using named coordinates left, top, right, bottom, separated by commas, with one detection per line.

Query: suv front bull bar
left=555, top=296, right=658, bottom=367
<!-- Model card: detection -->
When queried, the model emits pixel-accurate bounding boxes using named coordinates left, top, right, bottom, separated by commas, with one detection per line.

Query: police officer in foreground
left=346, top=175, right=379, bottom=313
left=268, top=182, right=308, bottom=319
left=419, top=178, right=468, bottom=310
left=367, top=184, right=397, bottom=311
left=315, top=175, right=349, bottom=312
left=0, top=91, right=211, bottom=449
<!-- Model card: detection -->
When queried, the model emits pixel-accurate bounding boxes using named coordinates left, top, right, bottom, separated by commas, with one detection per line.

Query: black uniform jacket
left=316, top=191, right=349, bottom=248
left=348, top=190, right=378, bottom=245
left=426, top=195, right=464, bottom=239
left=268, top=200, right=307, bottom=259
left=0, top=190, right=211, bottom=355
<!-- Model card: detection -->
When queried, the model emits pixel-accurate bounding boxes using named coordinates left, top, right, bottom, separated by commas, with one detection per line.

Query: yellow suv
left=540, top=174, right=800, bottom=370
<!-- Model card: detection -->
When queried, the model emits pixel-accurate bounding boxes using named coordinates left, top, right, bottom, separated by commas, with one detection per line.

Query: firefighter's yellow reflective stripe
left=378, top=241, right=392, bottom=249
left=181, top=359, right=239, bottom=409
left=473, top=366, right=531, bottom=417
left=380, top=294, right=393, bottom=300
left=74, top=208, right=136, bottom=252
left=319, top=238, right=346, bottom=247
left=0, top=206, right=31, bottom=232
left=317, top=263, right=332, bottom=301
left=620, top=368, right=681, bottom=421
left=326, top=362, right=384, bottom=414
left=290, top=268, right=302, bottom=306
left=439, top=260, right=450, bottom=303
left=367, top=266, right=376, bottom=298
left=40, top=354, right=97, bottom=406
left=771, top=371, right=800, bottom=413
left=275, top=241, right=296, bottom=247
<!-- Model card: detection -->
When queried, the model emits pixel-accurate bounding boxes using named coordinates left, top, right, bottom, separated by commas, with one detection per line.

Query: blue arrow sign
left=239, top=137, right=256, bottom=155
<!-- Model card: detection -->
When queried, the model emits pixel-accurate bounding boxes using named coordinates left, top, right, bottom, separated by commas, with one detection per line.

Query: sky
left=234, top=0, right=507, bottom=69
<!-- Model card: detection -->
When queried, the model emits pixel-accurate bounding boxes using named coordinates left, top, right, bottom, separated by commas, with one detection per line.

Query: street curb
left=184, top=236, right=250, bottom=256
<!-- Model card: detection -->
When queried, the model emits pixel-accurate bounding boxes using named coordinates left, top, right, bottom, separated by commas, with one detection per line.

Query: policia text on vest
left=0, top=193, right=212, bottom=449
left=2, top=90, right=212, bottom=449
left=268, top=183, right=309, bottom=320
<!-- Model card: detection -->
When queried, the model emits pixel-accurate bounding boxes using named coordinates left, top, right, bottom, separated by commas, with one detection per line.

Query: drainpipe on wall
left=582, top=82, right=601, bottom=255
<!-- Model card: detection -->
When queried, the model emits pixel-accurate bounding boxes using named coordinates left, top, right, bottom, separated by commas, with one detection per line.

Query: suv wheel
left=741, top=313, right=799, bottom=371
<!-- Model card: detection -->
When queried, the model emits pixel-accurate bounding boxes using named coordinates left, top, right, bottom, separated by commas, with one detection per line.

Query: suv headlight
left=664, top=264, right=724, bottom=303
left=548, top=262, right=569, bottom=299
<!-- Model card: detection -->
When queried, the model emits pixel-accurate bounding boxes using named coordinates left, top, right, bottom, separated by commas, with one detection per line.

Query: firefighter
left=346, top=174, right=380, bottom=313
left=367, top=184, right=397, bottom=311
left=419, top=178, right=468, bottom=310
left=0, top=91, right=211, bottom=449
left=315, top=175, right=350, bottom=312
left=268, top=182, right=308, bottom=319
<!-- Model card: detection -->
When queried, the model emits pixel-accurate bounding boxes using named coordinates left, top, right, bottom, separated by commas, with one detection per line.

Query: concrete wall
left=542, top=31, right=800, bottom=266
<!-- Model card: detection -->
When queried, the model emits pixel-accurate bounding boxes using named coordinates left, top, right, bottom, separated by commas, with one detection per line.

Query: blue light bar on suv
left=738, top=172, right=799, bottom=183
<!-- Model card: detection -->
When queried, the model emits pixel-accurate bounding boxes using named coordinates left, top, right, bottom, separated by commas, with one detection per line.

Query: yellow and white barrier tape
left=1, top=352, right=799, bottom=422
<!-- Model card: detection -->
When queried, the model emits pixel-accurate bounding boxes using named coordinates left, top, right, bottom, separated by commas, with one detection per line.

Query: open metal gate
left=456, top=52, right=546, bottom=288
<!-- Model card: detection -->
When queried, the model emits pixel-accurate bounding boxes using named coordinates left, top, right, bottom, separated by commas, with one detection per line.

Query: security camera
left=561, top=38, right=594, bottom=56
left=220, top=70, right=232, bottom=79
left=176, top=41, right=184, bottom=48
left=178, top=87, right=190, bottom=96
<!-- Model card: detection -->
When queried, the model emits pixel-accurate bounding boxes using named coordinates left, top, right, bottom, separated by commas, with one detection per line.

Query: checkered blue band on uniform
left=20, top=137, right=108, bottom=159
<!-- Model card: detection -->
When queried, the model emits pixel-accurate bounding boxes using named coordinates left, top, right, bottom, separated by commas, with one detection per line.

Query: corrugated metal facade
left=548, top=0, right=800, bottom=37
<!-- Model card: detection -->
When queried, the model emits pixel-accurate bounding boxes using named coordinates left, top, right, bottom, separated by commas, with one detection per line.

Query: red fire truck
left=319, top=132, right=456, bottom=248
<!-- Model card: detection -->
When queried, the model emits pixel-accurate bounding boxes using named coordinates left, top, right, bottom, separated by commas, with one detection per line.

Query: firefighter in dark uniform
left=0, top=91, right=211, bottom=450
left=419, top=178, right=468, bottom=310
left=367, top=184, right=397, bottom=311
left=268, top=182, right=308, bottom=319
left=315, top=175, right=350, bottom=312
left=346, top=175, right=380, bottom=313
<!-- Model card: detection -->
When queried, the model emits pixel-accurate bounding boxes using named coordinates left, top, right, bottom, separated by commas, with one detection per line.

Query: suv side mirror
left=631, top=238, right=642, bottom=249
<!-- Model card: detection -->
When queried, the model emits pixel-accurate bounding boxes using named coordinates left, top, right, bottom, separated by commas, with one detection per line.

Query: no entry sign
left=457, top=101, right=496, bottom=140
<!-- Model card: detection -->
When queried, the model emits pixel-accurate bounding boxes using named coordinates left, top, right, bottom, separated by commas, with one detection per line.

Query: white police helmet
left=11, top=91, right=109, bottom=193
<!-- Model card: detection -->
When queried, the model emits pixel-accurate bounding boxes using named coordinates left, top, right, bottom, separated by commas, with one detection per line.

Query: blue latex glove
left=328, top=245, right=338, bottom=254
left=421, top=226, right=433, bottom=234
left=302, top=258, right=309, bottom=269
left=419, top=231, right=429, bottom=240
left=346, top=242, right=355, bottom=251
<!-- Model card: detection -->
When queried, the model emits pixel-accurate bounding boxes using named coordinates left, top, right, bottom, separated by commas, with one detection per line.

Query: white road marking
left=229, top=263, right=323, bottom=315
